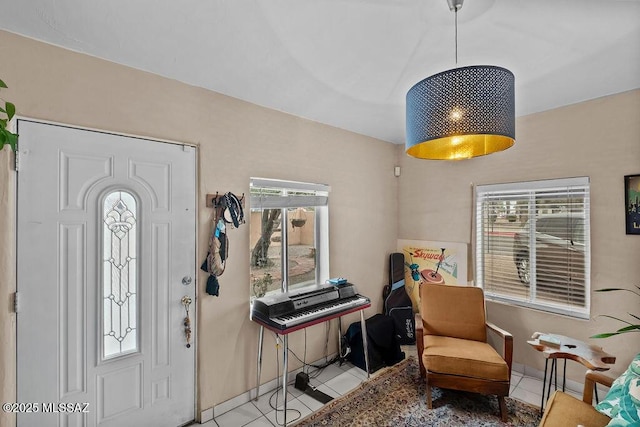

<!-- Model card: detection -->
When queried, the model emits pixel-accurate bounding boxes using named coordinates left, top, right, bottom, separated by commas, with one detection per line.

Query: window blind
left=475, top=177, right=590, bottom=319
left=250, top=177, right=329, bottom=209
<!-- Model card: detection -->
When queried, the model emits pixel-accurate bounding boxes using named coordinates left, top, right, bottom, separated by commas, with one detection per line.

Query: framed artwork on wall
left=396, top=239, right=468, bottom=312
left=625, top=174, right=640, bottom=235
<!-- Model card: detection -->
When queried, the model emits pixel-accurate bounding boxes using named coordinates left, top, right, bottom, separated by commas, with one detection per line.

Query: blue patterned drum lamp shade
left=406, top=65, right=515, bottom=160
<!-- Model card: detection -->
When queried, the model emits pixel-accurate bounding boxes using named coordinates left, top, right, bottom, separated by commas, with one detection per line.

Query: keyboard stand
left=252, top=302, right=370, bottom=426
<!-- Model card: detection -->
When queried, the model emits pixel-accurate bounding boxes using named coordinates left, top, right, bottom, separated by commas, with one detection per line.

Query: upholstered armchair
left=415, top=283, right=513, bottom=421
left=539, top=370, right=613, bottom=427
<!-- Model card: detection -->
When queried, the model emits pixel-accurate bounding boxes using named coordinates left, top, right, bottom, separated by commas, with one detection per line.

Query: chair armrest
left=486, top=321, right=512, bottom=339
left=486, top=322, right=513, bottom=376
left=583, top=369, right=614, bottom=404
left=415, top=313, right=425, bottom=377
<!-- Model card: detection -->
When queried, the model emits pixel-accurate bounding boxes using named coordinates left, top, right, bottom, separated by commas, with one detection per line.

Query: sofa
left=540, top=353, right=640, bottom=427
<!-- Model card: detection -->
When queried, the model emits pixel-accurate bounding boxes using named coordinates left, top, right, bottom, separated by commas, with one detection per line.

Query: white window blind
left=475, top=177, right=590, bottom=319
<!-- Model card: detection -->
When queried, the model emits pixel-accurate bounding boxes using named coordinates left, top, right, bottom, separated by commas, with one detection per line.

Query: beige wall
left=2, top=28, right=639, bottom=426
left=0, top=30, right=399, bottom=425
left=398, top=89, right=640, bottom=381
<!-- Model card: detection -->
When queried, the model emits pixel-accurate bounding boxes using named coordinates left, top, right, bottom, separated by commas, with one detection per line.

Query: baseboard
left=199, top=407, right=214, bottom=423
left=512, top=362, right=606, bottom=395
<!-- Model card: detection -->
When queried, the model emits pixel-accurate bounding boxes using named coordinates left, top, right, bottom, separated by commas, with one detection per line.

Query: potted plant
left=290, top=207, right=307, bottom=228
left=252, top=273, right=273, bottom=298
left=0, top=78, right=18, bottom=152
left=291, top=218, right=306, bottom=228
left=591, top=285, right=640, bottom=338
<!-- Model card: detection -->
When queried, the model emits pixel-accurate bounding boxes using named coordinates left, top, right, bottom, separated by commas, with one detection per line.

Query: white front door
left=16, top=120, right=196, bottom=427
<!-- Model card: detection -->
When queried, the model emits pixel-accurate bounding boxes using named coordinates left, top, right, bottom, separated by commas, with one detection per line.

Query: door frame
left=10, top=116, right=200, bottom=425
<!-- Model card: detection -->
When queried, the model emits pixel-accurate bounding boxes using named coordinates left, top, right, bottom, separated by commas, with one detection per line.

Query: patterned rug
left=294, top=357, right=541, bottom=427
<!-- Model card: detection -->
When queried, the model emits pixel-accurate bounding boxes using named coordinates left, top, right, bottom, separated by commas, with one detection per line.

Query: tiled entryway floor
left=198, top=345, right=587, bottom=427
left=207, top=361, right=369, bottom=427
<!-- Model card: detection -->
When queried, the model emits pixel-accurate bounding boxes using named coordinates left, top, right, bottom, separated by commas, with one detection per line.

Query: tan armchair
left=416, top=283, right=513, bottom=421
left=539, top=370, right=613, bottom=427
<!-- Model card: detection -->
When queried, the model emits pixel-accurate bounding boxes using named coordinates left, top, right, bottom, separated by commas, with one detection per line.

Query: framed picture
left=625, top=174, right=640, bottom=235
left=396, top=239, right=468, bottom=310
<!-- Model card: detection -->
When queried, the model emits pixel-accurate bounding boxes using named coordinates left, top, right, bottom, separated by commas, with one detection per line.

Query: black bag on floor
left=383, top=253, right=416, bottom=345
left=344, top=313, right=404, bottom=373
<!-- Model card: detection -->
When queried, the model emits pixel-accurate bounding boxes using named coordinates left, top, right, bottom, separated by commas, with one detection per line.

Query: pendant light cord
left=454, top=7, right=458, bottom=65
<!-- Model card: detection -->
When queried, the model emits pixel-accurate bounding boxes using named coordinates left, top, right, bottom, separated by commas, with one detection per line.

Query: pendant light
left=405, top=0, right=515, bottom=160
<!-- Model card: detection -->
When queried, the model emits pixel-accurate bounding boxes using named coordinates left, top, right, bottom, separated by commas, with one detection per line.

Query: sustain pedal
left=294, top=372, right=333, bottom=404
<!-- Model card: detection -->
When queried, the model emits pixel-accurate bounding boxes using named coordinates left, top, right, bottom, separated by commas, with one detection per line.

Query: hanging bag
left=201, top=192, right=244, bottom=297
left=201, top=215, right=229, bottom=296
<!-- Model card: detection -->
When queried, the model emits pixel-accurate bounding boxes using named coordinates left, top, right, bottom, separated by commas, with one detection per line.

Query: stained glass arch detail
left=102, top=190, right=138, bottom=359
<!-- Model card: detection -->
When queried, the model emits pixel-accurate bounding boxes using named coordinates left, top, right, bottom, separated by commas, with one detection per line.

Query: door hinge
left=14, top=149, right=20, bottom=172
left=13, top=292, right=20, bottom=313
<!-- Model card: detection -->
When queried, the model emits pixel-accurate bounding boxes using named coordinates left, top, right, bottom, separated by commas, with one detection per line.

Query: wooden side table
left=527, top=332, right=616, bottom=415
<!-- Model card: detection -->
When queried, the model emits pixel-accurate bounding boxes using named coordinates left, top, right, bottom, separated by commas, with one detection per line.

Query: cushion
left=420, top=284, right=487, bottom=342
left=422, top=335, right=509, bottom=381
left=595, top=352, right=640, bottom=426
left=539, top=390, right=610, bottom=427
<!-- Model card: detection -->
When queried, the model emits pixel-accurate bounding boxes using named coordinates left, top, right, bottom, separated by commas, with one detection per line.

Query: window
left=249, top=178, right=330, bottom=299
left=475, top=177, right=590, bottom=319
left=102, top=190, right=138, bottom=359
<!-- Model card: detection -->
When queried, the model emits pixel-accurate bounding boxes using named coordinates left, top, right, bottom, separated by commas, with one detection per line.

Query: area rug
left=294, top=357, right=541, bottom=427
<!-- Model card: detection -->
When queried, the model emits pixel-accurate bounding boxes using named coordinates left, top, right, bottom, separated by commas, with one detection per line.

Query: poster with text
left=397, top=240, right=468, bottom=313
left=625, top=174, right=640, bottom=234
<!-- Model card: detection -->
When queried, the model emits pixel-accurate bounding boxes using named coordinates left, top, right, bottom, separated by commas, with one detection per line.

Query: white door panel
left=16, top=120, right=196, bottom=427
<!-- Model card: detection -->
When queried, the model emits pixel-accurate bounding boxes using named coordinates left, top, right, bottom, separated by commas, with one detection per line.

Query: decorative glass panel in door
left=103, top=190, right=138, bottom=359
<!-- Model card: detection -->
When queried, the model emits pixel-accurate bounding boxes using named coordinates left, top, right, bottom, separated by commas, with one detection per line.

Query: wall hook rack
left=206, top=192, right=245, bottom=208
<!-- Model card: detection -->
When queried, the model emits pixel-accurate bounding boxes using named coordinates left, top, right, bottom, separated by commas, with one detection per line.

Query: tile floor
left=199, top=347, right=585, bottom=427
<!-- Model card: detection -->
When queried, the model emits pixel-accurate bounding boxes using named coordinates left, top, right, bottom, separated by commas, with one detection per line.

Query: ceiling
left=1, top=0, right=639, bottom=144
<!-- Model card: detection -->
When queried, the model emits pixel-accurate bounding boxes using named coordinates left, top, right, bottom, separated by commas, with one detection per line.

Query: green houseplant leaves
left=591, top=285, right=640, bottom=338
left=0, top=78, right=18, bottom=152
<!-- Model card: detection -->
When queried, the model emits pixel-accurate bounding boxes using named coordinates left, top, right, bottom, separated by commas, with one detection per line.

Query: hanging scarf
left=201, top=192, right=243, bottom=296
left=201, top=212, right=229, bottom=296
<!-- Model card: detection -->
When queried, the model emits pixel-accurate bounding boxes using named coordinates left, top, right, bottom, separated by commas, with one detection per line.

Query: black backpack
left=344, top=314, right=405, bottom=373
left=383, top=253, right=415, bottom=345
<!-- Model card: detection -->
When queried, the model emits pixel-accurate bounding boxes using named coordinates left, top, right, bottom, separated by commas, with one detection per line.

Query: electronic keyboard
left=251, top=282, right=370, bottom=333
